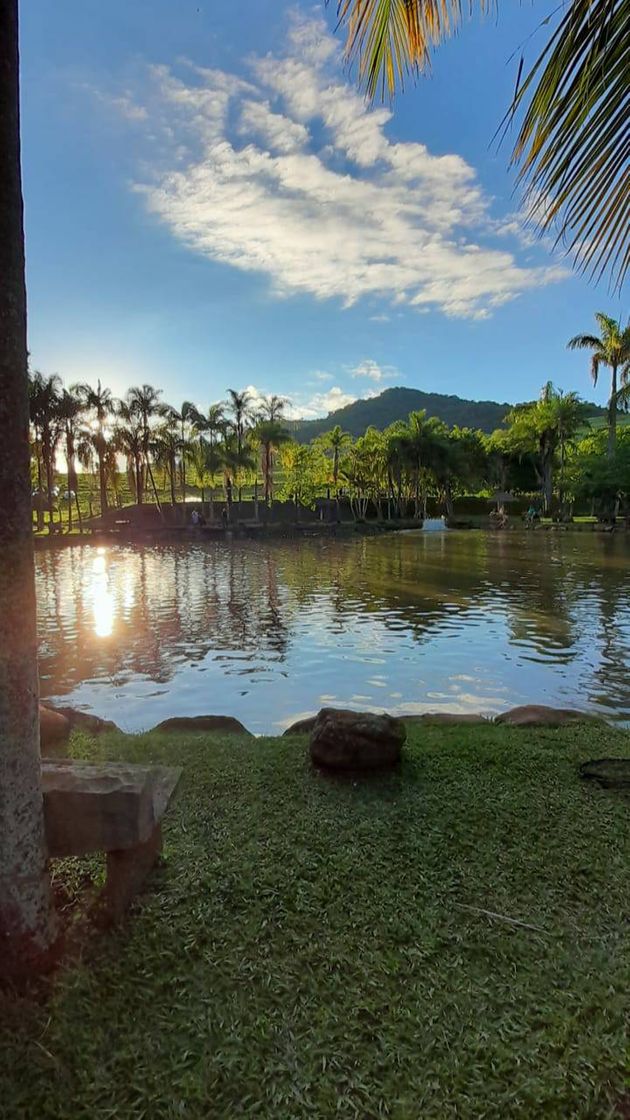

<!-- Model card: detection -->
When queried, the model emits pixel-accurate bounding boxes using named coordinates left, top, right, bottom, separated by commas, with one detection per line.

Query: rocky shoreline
left=39, top=701, right=604, bottom=754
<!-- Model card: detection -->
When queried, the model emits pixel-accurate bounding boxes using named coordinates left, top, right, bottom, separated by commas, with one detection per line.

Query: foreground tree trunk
left=0, top=0, right=54, bottom=968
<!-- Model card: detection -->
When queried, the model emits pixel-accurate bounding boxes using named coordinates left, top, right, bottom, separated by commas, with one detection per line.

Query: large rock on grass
left=45, top=704, right=119, bottom=736
left=495, top=705, right=595, bottom=727
left=310, top=708, right=406, bottom=771
left=283, top=716, right=318, bottom=737
left=39, top=704, right=70, bottom=754
left=152, top=715, right=252, bottom=737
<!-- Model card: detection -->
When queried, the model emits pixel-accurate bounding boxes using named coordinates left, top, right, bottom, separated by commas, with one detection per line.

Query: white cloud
left=294, top=385, right=369, bottom=419
left=350, top=359, right=396, bottom=384
left=369, top=313, right=391, bottom=323
left=226, top=380, right=369, bottom=421
left=312, top=370, right=334, bottom=382
left=109, top=12, right=567, bottom=319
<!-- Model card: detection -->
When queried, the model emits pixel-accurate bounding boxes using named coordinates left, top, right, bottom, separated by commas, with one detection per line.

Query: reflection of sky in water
left=35, top=534, right=630, bottom=734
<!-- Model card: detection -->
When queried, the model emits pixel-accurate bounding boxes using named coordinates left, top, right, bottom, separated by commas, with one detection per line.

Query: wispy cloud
left=105, top=11, right=567, bottom=319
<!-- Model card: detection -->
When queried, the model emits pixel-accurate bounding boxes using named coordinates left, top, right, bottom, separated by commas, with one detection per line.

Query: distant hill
left=289, top=386, right=607, bottom=441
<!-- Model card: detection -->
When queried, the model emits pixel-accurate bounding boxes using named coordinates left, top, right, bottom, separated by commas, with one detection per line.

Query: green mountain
left=289, top=386, right=510, bottom=440
left=289, top=386, right=607, bottom=441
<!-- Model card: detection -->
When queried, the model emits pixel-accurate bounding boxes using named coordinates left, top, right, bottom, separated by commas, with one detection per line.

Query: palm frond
left=334, top=0, right=491, bottom=99
left=509, top=0, right=630, bottom=290
left=566, top=333, right=602, bottom=350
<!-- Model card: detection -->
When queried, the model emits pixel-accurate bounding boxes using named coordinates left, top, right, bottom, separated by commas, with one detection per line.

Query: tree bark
left=0, top=0, right=54, bottom=968
left=608, top=365, right=618, bottom=458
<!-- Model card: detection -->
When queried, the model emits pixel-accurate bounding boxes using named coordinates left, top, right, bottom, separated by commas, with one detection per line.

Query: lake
left=36, top=531, right=630, bottom=733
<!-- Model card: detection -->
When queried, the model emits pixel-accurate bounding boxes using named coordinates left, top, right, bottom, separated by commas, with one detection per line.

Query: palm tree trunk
left=98, top=455, right=108, bottom=516
left=0, top=0, right=54, bottom=969
left=608, top=365, right=618, bottom=458
left=180, top=419, right=186, bottom=504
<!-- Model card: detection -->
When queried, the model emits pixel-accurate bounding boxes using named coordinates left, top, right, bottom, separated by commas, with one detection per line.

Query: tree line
left=30, top=312, right=630, bottom=527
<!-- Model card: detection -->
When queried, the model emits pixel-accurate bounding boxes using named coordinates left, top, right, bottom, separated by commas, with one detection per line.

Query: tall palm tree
left=29, top=370, right=62, bottom=528
left=187, top=402, right=226, bottom=517
left=151, top=424, right=181, bottom=507
left=165, top=400, right=197, bottom=505
left=258, top=394, right=288, bottom=422
left=74, top=379, right=114, bottom=515
left=115, top=402, right=145, bottom=504
left=0, top=0, right=54, bottom=962
left=56, top=387, right=88, bottom=532
left=401, top=410, right=445, bottom=518
left=332, top=0, right=629, bottom=289
left=126, top=384, right=165, bottom=506
left=568, top=314, right=630, bottom=456
left=320, top=424, right=352, bottom=491
left=255, top=419, right=292, bottom=504
left=226, top=388, right=253, bottom=503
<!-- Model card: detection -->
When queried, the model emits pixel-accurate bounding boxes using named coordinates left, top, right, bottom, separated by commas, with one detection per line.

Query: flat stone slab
left=151, top=715, right=252, bottom=736
left=310, top=708, right=406, bottom=771
left=495, top=705, right=596, bottom=727
left=42, top=760, right=181, bottom=857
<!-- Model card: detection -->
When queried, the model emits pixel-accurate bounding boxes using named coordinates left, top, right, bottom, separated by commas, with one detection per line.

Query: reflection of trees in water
left=36, top=543, right=291, bottom=697
left=36, top=536, right=630, bottom=711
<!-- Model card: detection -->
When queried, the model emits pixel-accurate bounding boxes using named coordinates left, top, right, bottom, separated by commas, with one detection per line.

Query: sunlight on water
left=35, top=534, right=630, bottom=734
left=89, top=548, right=115, bottom=639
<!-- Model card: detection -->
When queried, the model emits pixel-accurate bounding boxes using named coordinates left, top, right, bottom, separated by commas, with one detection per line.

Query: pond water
left=36, top=532, right=630, bottom=733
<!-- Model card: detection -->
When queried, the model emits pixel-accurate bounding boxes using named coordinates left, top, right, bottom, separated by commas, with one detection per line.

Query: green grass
left=1, top=725, right=629, bottom=1118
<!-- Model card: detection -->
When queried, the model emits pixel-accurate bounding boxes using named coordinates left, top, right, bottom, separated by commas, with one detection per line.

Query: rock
left=39, top=704, right=70, bottom=754
left=282, top=716, right=318, bottom=737
left=42, top=704, right=119, bottom=736
left=310, top=708, right=406, bottom=771
left=151, top=715, right=252, bottom=737
left=495, top=705, right=595, bottom=727
left=402, top=712, right=488, bottom=726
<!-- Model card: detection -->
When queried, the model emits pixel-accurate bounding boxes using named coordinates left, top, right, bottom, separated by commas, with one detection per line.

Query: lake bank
left=2, top=722, right=628, bottom=1118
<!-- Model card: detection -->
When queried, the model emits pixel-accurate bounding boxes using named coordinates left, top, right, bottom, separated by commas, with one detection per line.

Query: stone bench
left=41, top=760, right=182, bottom=922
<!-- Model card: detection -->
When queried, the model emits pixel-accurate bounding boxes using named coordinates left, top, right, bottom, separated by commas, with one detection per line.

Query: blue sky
left=21, top=0, right=627, bottom=419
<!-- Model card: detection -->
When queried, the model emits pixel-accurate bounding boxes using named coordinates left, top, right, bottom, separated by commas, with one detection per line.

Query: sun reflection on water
left=89, top=548, right=115, bottom=638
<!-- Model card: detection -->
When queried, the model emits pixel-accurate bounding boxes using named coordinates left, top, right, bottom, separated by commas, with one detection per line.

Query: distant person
left=221, top=506, right=229, bottom=529
left=191, top=509, right=200, bottom=527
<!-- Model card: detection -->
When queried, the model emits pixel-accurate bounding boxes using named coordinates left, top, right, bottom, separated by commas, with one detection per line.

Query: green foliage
left=1, top=724, right=628, bottom=1117
left=279, top=442, right=328, bottom=507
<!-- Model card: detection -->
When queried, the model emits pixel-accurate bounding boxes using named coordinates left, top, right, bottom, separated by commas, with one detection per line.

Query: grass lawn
left=1, top=724, right=628, bottom=1118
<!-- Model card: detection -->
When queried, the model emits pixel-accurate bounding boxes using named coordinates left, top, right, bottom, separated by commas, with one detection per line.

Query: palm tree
left=258, top=394, right=288, bottom=422
left=165, top=400, right=197, bottom=505
left=114, top=402, right=145, bottom=503
left=226, top=388, right=253, bottom=503
left=321, top=424, right=352, bottom=491
left=29, top=371, right=62, bottom=529
left=0, top=0, right=54, bottom=962
left=187, top=402, right=226, bottom=518
left=254, top=420, right=291, bottom=504
left=151, top=424, right=181, bottom=507
left=401, top=410, right=445, bottom=518
left=126, top=383, right=165, bottom=506
left=74, top=379, right=114, bottom=515
left=56, top=388, right=88, bottom=532
left=332, top=0, right=629, bottom=288
left=568, top=314, right=630, bottom=456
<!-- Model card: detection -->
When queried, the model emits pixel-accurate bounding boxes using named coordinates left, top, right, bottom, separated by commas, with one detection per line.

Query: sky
left=21, top=0, right=628, bottom=419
